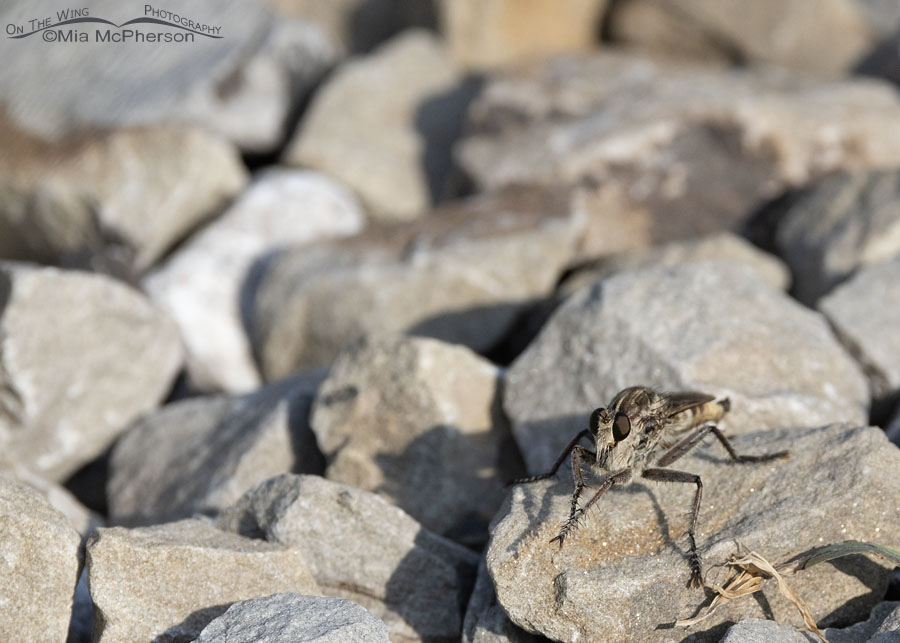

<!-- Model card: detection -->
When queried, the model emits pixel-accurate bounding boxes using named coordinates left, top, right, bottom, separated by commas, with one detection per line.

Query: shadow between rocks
left=383, top=527, right=477, bottom=643
left=153, top=603, right=231, bottom=643
left=373, top=373, right=526, bottom=549
left=415, top=76, right=484, bottom=206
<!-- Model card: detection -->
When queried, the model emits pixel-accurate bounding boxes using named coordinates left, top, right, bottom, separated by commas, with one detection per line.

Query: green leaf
left=801, top=540, right=900, bottom=570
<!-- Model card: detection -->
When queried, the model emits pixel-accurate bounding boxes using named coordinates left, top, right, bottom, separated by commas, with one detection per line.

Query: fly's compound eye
left=612, top=412, right=631, bottom=442
left=589, top=408, right=607, bottom=434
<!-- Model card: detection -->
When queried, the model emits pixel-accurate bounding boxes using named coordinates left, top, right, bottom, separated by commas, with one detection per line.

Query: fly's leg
left=509, top=429, right=592, bottom=485
left=642, top=467, right=704, bottom=588
left=551, top=468, right=631, bottom=548
left=550, top=445, right=594, bottom=547
left=655, top=423, right=789, bottom=468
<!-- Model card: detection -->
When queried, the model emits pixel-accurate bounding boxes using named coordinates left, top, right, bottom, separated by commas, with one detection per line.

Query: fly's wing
left=661, top=391, right=716, bottom=417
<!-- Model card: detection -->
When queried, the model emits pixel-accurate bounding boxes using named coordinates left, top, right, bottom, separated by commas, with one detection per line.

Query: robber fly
left=514, top=386, right=789, bottom=588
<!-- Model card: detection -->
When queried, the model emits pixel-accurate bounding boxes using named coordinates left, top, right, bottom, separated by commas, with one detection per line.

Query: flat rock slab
left=0, top=478, right=82, bottom=643
left=144, top=168, right=364, bottom=393
left=284, top=29, right=465, bottom=221
left=87, top=518, right=320, bottom=643
left=458, top=52, right=900, bottom=251
left=0, top=263, right=183, bottom=480
left=311, top=335, right=515, bottom=545
left=504, top=262, right=867, bottom=474
left=819, top=257, right=900, bottom=410
left=488, top=424, right=900, bottom=642
left=0, top=0, right=336, bottom=152
left=775, top=170, right=900, bottom=304
left=251, top=187, right=584, bottom=378
left=108, top=372, right=326, bottom=526
left=191, top=593, right=390, bottom=643
left=217, top=474, right=479, bottom=643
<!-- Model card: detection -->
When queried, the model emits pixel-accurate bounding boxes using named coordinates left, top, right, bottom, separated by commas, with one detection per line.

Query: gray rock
left=0, top=1, right=336, bottom=152
left=144, top=169, right=364, bottom=393
left=504, top=262, right=868, bottom=474
left=86, top=518, right=320, bottom=643
left=217, top=473, right=479, bottom=643
left=819, top=258, right=900, bottom=413
left=463, top=559, right=548, bottom=643
left=0, top=120, right=247, bottom=277
left=776, top=170, right=900, bottom=304
left=0, top=478, right=83, bottom=643
left=191, top=593, right=390, bottom=643
left=720, top=619, right=814, bottom=643
left=251, top=187, right=584, bottom=379
left=0, top=263, right=183, bottom=481
left=284, top=29, right=466, bottom=221
left=606, top=0, right=874, bottom=76
left=564, top=232, right=791, bottom=295
left=827, top=601, right=900, bottom=643
left=311, top=335, right=517, bottom=546
left=723, top=602, right=900, bottom=643
left=438, top=0, right=607, bottom=70
left=108, top=372, right=326, bottom=527
left=457, top=52, right=900, bottom=256
left=488, top=424, right=900, bottom=642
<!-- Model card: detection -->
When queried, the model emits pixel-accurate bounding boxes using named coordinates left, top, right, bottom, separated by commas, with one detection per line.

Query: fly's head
left=590, top=406, right=637, bottom=471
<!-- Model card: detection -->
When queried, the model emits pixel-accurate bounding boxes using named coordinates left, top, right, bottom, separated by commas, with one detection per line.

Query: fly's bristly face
left=590, top=405, right=635, bottom=471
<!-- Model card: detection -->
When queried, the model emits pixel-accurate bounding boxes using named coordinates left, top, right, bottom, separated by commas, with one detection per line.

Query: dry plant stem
left=676, top=550, right=827, bottom=643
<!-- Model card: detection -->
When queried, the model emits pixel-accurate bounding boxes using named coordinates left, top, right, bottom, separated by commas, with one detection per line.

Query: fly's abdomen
left=669, top=398, right=730, bottom=432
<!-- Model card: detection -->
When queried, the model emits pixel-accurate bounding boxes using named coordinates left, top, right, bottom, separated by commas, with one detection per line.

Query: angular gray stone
left=144, top=169, right=365, bottom=393
left=0, top=1, right=336, bottom=152
left=458, top=52, right=900, bottom=255
left=284, top=29, right=465, bottom=221
left=488, top=424, right=900, bottom=642
left=819, top=258, right=900, bottom=412
left=505, top=262, right=868, bottom=474
left=108, top=372, right=326, bottom=527
left=723, top=601, right=900, bottom=643
left=0, top=478, right=82, bottom=643
left=720, top=618, right=812, bottom=643
left=776, top=170, right=900, bottom=304
left=251, top=187, right=585, bottom=378
left=463, top=559, right=547, bottom=643
left=311, top=335, right=517, bottom=546
left=563, top=232, right=790, bottom=295
left=0, top=263, right=183, bottom=481
left=606, top=0, right=874, bottom=76
left=191, top=593, right=390, bottom=643
left=827, top=601, right=900, bottom=643
left=0, top=120, right=247, bottom=277
left=217, top=474, right=479, bottom=643
left=87, top=518, right=320, bottom=643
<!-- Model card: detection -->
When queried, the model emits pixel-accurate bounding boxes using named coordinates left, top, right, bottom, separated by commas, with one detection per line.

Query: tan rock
left=0, top=478, right=82, bottom=643
left=439, top=0, right=607, bottom=70
left=87, top=519, right=320, bottom=643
